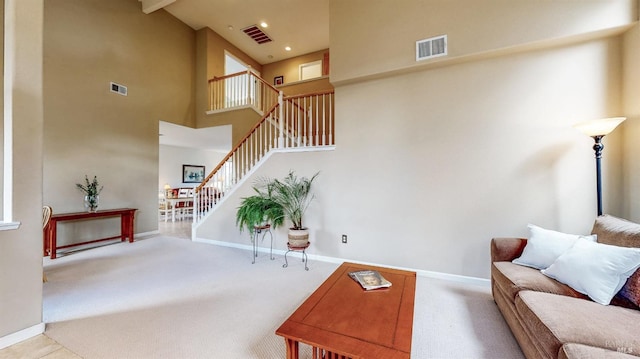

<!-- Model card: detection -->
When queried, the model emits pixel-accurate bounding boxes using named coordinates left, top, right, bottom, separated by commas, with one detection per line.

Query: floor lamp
left=574, top=117, right=626, bottom=216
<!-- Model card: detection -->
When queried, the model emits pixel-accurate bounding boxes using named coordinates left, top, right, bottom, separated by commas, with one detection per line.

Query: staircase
left=193, top=70, right=335, bottom=225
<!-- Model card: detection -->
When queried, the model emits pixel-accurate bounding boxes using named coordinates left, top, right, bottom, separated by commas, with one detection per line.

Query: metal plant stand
left=252, top=224, right=274, bottom=264
left=283, top=241, right=310, bottom=271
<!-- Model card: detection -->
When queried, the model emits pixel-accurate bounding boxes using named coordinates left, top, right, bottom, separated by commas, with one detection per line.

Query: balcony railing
left=207, top=70, right=279, bottom=115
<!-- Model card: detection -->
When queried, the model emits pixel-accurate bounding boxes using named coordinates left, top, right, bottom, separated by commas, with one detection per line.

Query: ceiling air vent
left=416, top=35, right=447, bottom=61
left=242, top=25, right=272, bottom=44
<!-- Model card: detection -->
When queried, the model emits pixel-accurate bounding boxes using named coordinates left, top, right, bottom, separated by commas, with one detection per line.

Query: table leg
left=121, top=210, right=135, bottom=243
left=50, top=221, right=58, bottom=259
left=128, top=211, right=135, bottom=243
left=120, top=213, right=126, bottom=242
left=284, top=338, right=299, bottom=359
left=43, top=225, right=50, bottom=256
left=252, top=231, right=257, bottom=264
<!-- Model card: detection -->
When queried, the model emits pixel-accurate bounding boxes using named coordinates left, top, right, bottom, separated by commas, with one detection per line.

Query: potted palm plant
left=265, top=171, right=319, bottom=247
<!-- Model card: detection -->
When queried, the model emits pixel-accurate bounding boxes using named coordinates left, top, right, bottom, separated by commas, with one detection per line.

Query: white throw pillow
left=542, top=238, right=640, bottom=305
left=512, top=224, right=596, bottom=270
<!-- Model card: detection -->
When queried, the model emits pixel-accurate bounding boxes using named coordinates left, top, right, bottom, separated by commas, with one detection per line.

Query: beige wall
left=320, top=0, right=636, bottom=277
left=262, top=49, right=330, bottom=87
left=197, top=1, right=637, bottom=279
left=330, top=0, right=637, bottom=84
left=42, top=0, right=196, bottom=238
left=0, top=0, right=44, bottom=340
left=197, top=37, right=626, bottom=278
left=623, top=23, right=640, bottom=219
left=262, top=50, right=333, bottom=97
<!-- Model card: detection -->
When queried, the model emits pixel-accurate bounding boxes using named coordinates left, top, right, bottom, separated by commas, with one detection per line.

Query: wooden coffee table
left=276, top=262, right=416, bottom=359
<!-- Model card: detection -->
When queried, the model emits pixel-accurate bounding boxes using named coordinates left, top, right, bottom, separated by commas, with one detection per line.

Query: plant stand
left=252, top=224, right=274, bottom=264
left=283, top=241, right=310, bottom=271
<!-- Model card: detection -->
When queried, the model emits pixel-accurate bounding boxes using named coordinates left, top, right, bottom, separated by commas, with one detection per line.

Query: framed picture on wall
left=183, top=164, right=205, bottom=183
left=274, top=75, right=284, bottom=86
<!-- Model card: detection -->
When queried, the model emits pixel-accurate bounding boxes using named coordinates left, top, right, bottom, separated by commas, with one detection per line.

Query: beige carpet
left=43, top=236, right=524, bottom=358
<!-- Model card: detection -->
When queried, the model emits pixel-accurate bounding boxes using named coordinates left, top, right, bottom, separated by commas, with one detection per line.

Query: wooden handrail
left=209, top=70, right=280, bottom=94
left=255, top=74, right=280, bottom=94
left=210, top=70, right=249, bottom=82
left=284, top=90, right=335, bottom=100
left=207, top=70, right=280, bottom=114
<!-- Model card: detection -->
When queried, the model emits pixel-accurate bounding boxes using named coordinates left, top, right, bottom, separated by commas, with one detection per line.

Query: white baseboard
left=0, top=322, right=45, bottom=350
left=136, top=230, right=160, bottom=239
left=193, top=237, right=490, bottom=287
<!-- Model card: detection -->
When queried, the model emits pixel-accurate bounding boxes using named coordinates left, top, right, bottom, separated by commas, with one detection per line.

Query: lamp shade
left=164, top=184, right=171, bottom=190
left=573, top=117, right=626, bottom=137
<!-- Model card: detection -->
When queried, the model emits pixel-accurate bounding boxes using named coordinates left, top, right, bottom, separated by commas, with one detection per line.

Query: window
left=299, top=60, right=322, bottom=81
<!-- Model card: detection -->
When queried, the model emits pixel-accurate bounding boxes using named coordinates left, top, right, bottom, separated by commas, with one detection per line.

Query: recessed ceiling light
left=260, top=22, right=268, bottom=28
left=228, top=25, right=233, bottom=30
left=285, top=46, right=291, bottom=51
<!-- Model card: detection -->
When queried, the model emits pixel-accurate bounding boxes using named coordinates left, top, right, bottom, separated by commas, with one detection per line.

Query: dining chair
left=42, top=206, right=52, bottom=282
left=158, top=195, right=171, bottom=222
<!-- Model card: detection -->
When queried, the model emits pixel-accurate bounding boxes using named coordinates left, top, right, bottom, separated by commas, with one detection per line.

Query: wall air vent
left=110, top=82, right=128, bottom=96
left=416, top=35, right=447, bottom=61
left=242, top=25, right=272, bottom=44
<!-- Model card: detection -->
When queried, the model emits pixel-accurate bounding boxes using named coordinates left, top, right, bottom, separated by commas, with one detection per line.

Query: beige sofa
left=491, top=215, right=640, bottom=359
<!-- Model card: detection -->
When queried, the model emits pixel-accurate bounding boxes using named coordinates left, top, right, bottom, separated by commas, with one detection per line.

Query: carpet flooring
left=42, top=235, right=524, bottom=358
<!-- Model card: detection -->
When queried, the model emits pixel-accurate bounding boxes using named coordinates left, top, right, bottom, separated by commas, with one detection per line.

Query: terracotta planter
left=288, top=228, right=309, bottom=247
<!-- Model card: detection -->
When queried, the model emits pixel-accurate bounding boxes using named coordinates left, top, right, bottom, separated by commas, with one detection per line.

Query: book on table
left=348, top=270, right=392, bottom=290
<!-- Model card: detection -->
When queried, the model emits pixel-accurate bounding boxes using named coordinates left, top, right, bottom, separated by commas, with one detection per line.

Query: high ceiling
left=142, top=0, right=330, bottom=65
left=146, top=0, right=330, bottom=151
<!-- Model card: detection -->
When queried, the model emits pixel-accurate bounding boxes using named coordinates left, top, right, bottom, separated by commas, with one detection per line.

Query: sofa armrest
left=491, top=237, right=527, bottom=263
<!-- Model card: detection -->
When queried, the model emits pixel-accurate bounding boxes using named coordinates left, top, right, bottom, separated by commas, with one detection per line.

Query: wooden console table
left=276, top=262, right=416, bottom=359
left=44, top=208, right=137, bottom=259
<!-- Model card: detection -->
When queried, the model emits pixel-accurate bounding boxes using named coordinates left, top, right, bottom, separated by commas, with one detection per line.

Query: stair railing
left=194, top=102, right=281, bottom=222
left=195, top=87, right=335, bottom=224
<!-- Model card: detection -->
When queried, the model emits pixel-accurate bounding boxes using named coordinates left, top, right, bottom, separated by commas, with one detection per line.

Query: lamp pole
left=573, top=117, right=626, bottom=217
left=592, top=135, right=604, bottom=216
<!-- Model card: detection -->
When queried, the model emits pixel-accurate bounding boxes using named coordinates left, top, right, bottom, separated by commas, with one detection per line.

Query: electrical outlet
left=341, top=234, right=347, bottom=244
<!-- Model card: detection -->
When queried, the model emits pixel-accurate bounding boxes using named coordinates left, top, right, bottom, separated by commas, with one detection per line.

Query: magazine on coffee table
left=349, top=270, right=392, bottom=290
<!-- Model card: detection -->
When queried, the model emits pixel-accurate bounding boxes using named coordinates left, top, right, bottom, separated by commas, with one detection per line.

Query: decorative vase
left=84, top=195, right=99, bottom=213
left=288, top=228, right=309, bottom=247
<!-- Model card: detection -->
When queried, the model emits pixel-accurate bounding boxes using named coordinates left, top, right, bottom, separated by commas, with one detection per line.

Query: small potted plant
left=76, top=175, right=103, bottom=213
left=236, top=186, right=285, bottom=237
left=264, top=171, right=319, bottom=247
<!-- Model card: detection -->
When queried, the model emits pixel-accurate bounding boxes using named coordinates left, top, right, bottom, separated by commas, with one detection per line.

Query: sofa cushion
left=516, top=291, right=640, bottom=359
left=541, top=238, right=640, bottom=305
left=559, top=343, right=639, bottom=359
left=492, top=261, right=587, bottom=301
left=592, top=215, right=640, bottom=308
left=491, top=237, right=527, bottom=263
left=592, top=214, right=640, bottom=248
left=513, top=224, right=596, bottom=270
